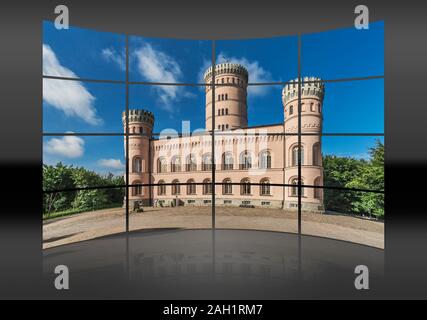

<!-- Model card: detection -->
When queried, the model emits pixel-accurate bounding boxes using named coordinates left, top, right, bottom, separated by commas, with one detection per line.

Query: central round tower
left=204, top=63, right=248, bottom=131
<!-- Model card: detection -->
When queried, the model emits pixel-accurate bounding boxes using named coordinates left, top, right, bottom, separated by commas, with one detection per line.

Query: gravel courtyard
left=43, top=206, right=384, bottom=249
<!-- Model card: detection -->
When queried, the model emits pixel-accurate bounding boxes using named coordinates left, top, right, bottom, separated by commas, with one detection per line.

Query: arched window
left=289, top=105, right=294, bottom=115
left=218, top=94, right=220, bottom=101
left=187, top=179, right=196, bottom=195
left=226, top=108, right=229, bottom=115
left=223, top=178, right=232, bottom=195
left=218, top=109, right=221, bottom=116
left=290, top=178, right=304, bottom=197
left=314, top=177, right=321, bottom=199
left=171, top=156, right=181, bottom=172
left=202, top=153, right=212, bottom=171
left=157, top=157, right=167, bottom=173
left=203, top=178, right=212, bottom=195
left=132, top=181, right=143, bottom=196
left=312, top=143, right=320, bottom=166
left=222, top=152, right=233, bottom=170
left=132, top=156, right=142, bottom=173
left=226, top=124, right=229, bottom=129
left=158, top=180, right=166, bottom=195
left=310, top=103, right=315, bottom=112
left=259, top=150, right=272, bottom=169
left=260, top=178, right=271, bottom=196
left=186, top=154, right=197, bottom=171
left=291, top=145, right=304, bottom=166
left=221, top=125, right=225, bottom=131
left=241, top=178, right=251, bottom=195
left=221, top=108, right=224, bottom=115
left=172, top=179, right=180, bottom=195
left=240, top=151, right=252, bottom=170
left=225, top=93, right=228, bottom=100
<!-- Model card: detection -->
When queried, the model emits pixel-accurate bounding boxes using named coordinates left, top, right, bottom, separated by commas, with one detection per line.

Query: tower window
left=314, top=177, right=321, bottom=199
left=132, top=156, right=143, bottom=173
left=226, top=124, right=229, bottom=129
left=132, top=181, right=143, bottom=196
left=226, top=108, right=228, bottom=115
left=289, top=105, right=294, bottom=115
left=225, top=93, right=228, bottom=100
left=218, top=109, right=221, bottom=116
left=290, top=178, right=304, bottom=197
left=313, top=143, right=320, bottom=166
left=291, top=145, right=304, bottom=166
left=221, top=108, right=224, bottom=115
left=310, top=103, right=315, bottom=112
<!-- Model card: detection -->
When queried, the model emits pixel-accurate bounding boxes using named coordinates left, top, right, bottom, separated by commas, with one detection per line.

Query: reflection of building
left=123, top=63, right=324, bottom=212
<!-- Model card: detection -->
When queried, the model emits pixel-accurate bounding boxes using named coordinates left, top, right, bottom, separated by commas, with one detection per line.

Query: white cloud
left=45, top=135, right=85, bottom=158
left=133, top=42, right=187, bottom=110
left=101, top=47, right=125, bottom=71
left=43, top=44, right=101, bottom=125
left=97, top=158, right=125, bottom=170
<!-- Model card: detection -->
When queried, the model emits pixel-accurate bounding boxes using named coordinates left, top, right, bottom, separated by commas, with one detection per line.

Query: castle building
left=123, top=63, right=325, bottom=212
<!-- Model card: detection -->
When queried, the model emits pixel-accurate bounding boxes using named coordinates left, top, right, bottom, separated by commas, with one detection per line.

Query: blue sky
left=42, top=21, right=384, bottom=175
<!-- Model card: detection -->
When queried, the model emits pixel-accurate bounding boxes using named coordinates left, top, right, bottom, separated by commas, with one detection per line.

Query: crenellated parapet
left=282, top=77, right=325, bottom=106
left=204, top=63, right=249, bottom=83
left=122, top=109, right=155, bottom=127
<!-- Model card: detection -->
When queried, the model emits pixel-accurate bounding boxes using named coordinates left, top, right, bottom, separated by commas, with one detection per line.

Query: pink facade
left=123, top=63, right=324, bottom=212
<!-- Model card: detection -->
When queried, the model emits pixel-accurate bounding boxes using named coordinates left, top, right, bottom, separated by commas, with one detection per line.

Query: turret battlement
left=282, top=77, right=325, bottom=105
left=204, top=63, right=249, bottom=82
left=122, top=109, right=155, bottom=127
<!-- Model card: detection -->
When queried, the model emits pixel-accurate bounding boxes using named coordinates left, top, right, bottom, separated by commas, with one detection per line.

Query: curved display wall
left=42, top=20, right=384, bottom=249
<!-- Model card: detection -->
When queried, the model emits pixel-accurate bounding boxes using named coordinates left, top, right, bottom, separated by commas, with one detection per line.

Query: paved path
left=43, top=206, right=384, bottom=249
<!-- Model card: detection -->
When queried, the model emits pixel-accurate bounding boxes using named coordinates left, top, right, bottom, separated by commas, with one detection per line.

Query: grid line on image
left=42, top=182, right=384, bottom=195
left=42, top=29, right=385, bottom=236
left=42, top=73, right=384, bottom=87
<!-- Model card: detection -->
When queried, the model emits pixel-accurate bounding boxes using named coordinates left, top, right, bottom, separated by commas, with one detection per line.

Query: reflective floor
left=42, top=229, right=384, bottom=299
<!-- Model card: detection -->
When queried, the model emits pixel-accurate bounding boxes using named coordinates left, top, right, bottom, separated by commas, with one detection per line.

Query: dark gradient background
left=0, top=0, right=426, bottom=300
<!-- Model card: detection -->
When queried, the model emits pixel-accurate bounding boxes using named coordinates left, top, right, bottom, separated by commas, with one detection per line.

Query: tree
left=43, top=163, right=75, bottom=215
left=322, top=155, right=366, bottom=214
left=346, top=140, right=384, bottom=218
left=43, top=163, right=125, bottom=216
